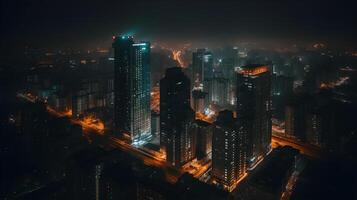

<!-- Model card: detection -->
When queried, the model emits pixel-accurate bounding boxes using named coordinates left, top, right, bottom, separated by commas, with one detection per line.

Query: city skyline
left=1, top=1, right=357, bottom=199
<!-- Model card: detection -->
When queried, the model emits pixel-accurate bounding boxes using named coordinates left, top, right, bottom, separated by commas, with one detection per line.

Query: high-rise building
left=306, top=108, right=323, bottom=147
left=272, top=74, right=294, bottom=119
left=220, top=57, right=238, bottom=105
left=151, top=111, right=160, bottom=137
left=72, top=87, right=89, bottom=118
left=207, top=71, right=229, bottom=107
left=160, top=67, right=196, bottom=167
left=236, top=65, right=272, bottom=168
left=191, top=89, right=207, bottom=113
left=212, top=110, right=246, bottom=192
left=284, top=95, right=313, bottom=141
left=192, top=49, right=213, bottom=88
left=194, top=119, right=213, bottom=160
left=112, top=36, right=151, bottom=145
left=285, top=102, right=307, bottom=141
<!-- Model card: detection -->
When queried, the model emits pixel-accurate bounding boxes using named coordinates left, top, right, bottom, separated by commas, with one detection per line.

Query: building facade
left=192, top=49, right=213, bottom=88
left=160, top=67, right=196, bottom=167
left=112, top=36, right=151, bottom=145
left=236, top=65, right=272, bottom=168
left=194, top=119, right=213, bottom=160
left=212, top=110, right=246, bottom=191
left=191, top=89, right=207, bottom=114
left=207, top=73, right=229, bottom=107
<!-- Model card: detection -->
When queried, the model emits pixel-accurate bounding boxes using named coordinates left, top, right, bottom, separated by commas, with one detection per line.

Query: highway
left=272, top=134, right=321, bottom=158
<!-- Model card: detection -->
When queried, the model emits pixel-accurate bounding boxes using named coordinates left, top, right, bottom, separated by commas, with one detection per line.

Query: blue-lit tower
left=112, top=35, right=151, bottom=145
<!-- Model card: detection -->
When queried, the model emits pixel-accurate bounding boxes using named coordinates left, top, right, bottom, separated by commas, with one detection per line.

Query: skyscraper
left=191, top=89, right=207, bottom=114
left=236, top=65, right=272, bottom=168
left=194, top=119, right=213, bottom=160
left=160, top=67, right=196, bottom=167
left=112, top=35, right=151, bottom=145
left=285, top=100, right=307, bottom=141
left=207, top=71, right=229, bottom=107
left=212, top=110, right=246, bottom=192
left=192, top=49, right=213, bottom=88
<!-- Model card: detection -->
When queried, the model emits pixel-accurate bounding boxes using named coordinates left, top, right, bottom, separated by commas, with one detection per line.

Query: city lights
left=3, top=2, right=356, bottom=198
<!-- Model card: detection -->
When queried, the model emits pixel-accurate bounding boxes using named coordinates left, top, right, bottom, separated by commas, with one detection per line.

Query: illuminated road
left=17, top=92, right=183, bottom=183
left=272, top=135, right=321, bottom=158
left=272, top=124, right=321, bottom=158
left=281, top=171, right=299, bottom=200
left=193, top=162, right=211, bottom=178
left=17, top=92, right=105, bottom=135
left=47, top=106, right=105, bottom=135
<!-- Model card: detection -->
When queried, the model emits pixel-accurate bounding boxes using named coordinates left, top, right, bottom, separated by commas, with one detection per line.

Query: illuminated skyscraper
left=112, top=35, right=151, bottom=145
left=236, top=65, right=272, bottom=168
left=212, top=110, right=246, bottom=191
left=160, top=67, right=196, bottom=167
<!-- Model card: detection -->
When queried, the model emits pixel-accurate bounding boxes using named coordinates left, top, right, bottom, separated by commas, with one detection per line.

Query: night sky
left=1, top=0, right=357, bottom=49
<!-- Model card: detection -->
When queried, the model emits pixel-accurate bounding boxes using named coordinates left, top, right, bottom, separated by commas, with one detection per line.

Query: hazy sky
left=1, top=0, right=357, bottom=49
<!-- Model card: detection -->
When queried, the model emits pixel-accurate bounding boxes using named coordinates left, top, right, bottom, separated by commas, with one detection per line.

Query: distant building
left=272, top=74, right=294, bottom=119
left=272, top=74, right=294, bottom=97
left=49, top=93, right=71, bottom=113
left=160, top=67, right=196, bottom=167
left=192, top=49, right=213, bottom=88
left=194, top=120, right=213, bottom=160
left=285, top=103, right=306, bottom=141
left=212, top=110, right=246, bottom=191
left=236, top=65, right=272, bottom=168
left=151, top=112, right=160, bottom=137
left=207, top=72, right=229, bottom=107
left=284, top=95, right=312, bottom=141
left=306, top=104, right=335, bottom=148
left=72, top=87, right=89, bottom=118
left=219, top=56, right=239, bottom=105
left=112, top=36, right=151, bottom=145
left=305, top=108, right=323, bottom=147
left=191, top=89, right=207, bottom=113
